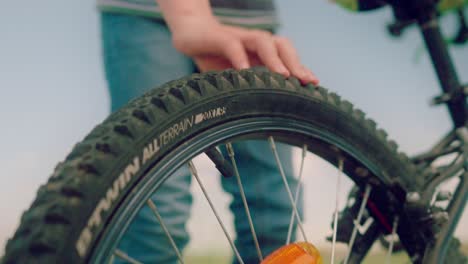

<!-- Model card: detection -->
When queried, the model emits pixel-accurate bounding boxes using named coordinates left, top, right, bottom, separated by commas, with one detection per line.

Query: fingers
left=244, top=31, right=290, bottom=76
left=202, top=25, right=319, bottom=85
left=275, top=37, right=319, bottom=85
left=219, top=36, right=250, bottom=70
left=304, top=66, right=320, bottom=85
left=194, top=55, right=232, bottom=72
left=242, top=30, right=319, bottom=85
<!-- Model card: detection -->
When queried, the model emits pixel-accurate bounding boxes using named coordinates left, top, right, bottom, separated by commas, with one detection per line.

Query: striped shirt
left=97, top=0, right=279, bottom=30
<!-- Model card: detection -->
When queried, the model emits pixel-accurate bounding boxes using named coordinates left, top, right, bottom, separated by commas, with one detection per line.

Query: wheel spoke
left=146, top=199, right=185, bottom=264
left=331, top=158, right=344, bottom=264
left=268, top=136, right=308, bottom=242
left=226, top=143, right=263, bottom=261
left=108, top=252, right=115, bottom=264
left=114, top=249, right=143, bottom=264
left=188, top=161, right=245, bottom=264
left=344, top=184, right=372, bottom=264
left=286, top=144, right=308, bottom=245
left=385, top=217, right=399, bottom=264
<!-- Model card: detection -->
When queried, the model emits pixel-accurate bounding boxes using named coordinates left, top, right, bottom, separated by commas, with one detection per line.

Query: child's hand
left=170, top=17, right=319, bottom=85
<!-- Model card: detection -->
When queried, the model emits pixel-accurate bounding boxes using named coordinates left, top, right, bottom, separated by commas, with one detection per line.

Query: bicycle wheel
left=2, top=68, right=465, bottom=263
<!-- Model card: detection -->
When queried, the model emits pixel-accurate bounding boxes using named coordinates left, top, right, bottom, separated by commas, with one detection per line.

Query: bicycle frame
left=415, top=129, right=467, bottom=263
left=386, top=0, right=467, bottom=263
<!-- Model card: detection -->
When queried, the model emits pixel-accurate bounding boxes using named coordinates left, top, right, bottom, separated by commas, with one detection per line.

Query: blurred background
left=0, top=0, right=467, bottom=261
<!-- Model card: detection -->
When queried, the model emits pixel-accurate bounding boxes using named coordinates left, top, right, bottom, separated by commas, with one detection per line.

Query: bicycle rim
left=91, top=117, right=400, bottom=263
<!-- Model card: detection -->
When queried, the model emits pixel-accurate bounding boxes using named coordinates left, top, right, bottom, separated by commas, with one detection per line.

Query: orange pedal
left=261, top=242, right=323, bottom=264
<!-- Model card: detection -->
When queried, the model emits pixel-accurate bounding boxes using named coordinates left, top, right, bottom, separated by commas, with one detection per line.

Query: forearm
left=156, top=0, right=217, bottom=32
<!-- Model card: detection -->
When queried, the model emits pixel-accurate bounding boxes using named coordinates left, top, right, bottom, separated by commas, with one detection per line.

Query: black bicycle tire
left=2, top=68, right=465, bottom=263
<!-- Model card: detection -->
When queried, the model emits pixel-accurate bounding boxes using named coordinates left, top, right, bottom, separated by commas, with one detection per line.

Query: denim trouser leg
left=101, top=13, right=302, bottom=263
left=100, top=13, right=197, bottom=112
left=101, top=13, right=195, bottom=263
left=221, top=141, right=302, bottom=264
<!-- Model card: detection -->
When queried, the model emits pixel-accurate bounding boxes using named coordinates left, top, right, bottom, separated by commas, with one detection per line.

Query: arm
left=156, top=0, right=215, bottom=32
left=156, top=0, right=319, bottom=85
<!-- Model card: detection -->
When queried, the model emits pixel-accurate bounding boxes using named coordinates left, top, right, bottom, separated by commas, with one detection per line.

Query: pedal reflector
left=261, top=242, right=323, bottom=264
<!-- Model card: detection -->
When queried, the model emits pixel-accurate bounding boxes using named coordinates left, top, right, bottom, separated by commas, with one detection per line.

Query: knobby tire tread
left=2, top=68, right=465, bottom=263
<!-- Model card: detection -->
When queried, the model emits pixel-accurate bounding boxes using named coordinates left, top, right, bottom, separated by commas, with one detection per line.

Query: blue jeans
left=101, top=13, right=302, bottom=263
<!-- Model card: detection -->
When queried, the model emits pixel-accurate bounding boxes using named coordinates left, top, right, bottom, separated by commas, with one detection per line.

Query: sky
left=0, top=0, right=467, bottom=256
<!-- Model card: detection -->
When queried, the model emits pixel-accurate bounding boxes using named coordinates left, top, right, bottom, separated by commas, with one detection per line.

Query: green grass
left=185, top=254, right=230, bottom=264
left=462, top=243, right=468, bottom=255
left=185, top=251, right=411, bottom=264
left=185, top=243, right=468, bottom=263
